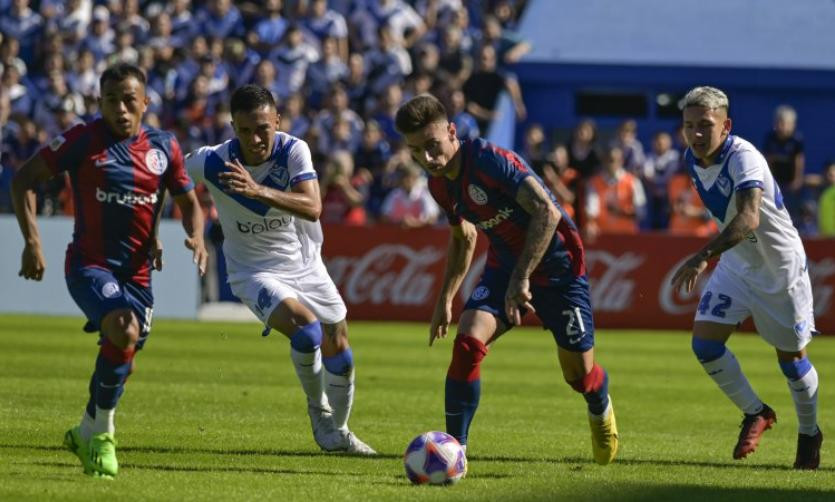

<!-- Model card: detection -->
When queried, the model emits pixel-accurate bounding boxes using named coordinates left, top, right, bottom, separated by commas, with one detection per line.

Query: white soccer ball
left=403, top=431, right=467, bottom=485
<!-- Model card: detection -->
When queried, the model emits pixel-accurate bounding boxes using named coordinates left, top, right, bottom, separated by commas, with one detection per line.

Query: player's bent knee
left=100, top=336, right=137, bottom=366
left=101, top=309, right=140, bottom=349
left=779, top=357, right=812, bottom=380
left=447, top=335, right=489, bottom=382
left=290, top=320, right=323, bottom=353
left=568, top=363, right=604, bottom=394
left=691, top=336, right=727, bottom=363
left=323, top=348, right=353, bottom=376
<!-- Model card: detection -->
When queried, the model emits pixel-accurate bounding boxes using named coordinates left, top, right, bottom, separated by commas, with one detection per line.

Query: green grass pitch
left=0, top=314, right=832, bottom=501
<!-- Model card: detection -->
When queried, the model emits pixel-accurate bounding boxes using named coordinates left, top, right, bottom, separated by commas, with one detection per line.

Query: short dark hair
left=230, top=84, right=277, bottom=115
left=100, top=63, right=147, bottom=89
left=394, top=94, right=448, bottom=135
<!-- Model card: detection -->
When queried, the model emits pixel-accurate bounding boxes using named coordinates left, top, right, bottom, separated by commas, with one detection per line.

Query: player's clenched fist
left=19, top=243, right=46, bottom=281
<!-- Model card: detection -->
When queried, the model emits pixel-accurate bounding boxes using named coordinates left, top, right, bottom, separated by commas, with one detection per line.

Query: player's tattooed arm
left=512, top=177, right=561, bottom=281
left=698, top=187, right=762, bottom=260
left=672, top=187, right=762, bottom=293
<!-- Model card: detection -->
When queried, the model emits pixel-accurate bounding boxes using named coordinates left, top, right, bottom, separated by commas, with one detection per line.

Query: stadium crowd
left=1, top=0, right=833, bottom=239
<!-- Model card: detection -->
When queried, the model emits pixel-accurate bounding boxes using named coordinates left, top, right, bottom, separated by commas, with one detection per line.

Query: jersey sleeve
left=184, top=145, right=215, bottom=184
left=38, top=123, right=90, bottom=175
left=478, top=145, right=532, bottom=198
left=287, top=139, right=318, bottom=186
left=163, top=135, right=195, bottom=195
left=729, top=147, right=767, bottom=192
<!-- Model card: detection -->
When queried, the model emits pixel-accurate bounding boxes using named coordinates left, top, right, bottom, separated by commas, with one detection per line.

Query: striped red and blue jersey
left=39, top=118, right=194, bottom=286
left=429, top=138, right=586, bottom=285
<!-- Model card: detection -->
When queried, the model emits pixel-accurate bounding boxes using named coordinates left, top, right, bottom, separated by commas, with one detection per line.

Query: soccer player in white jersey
left=185, top=85, right=375, bottom=455
left=671, top=86, right=821, bottom=469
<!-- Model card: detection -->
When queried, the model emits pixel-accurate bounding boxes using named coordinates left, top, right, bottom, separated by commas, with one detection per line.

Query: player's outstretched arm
left=172, top=190, right=208, bottom=276
left=671, top=187, right=762, bottom=293
left=430, top=220, right=478, bottom=346
left=219, top=158, right=322, bottom=221
left=505, top=177, right=560, bottom=325
left=11, top=154, right=54, bottom=281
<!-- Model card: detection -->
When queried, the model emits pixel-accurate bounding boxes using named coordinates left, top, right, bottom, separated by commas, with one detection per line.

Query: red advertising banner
left=322, top=224, right=835, bottom=333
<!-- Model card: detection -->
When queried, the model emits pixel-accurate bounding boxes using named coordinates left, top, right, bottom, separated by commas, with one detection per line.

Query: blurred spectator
left=541, top=144, right=580, bottom=221
left=147, top=11, right=183, bottom=50
left=306, top=36, right=349, bottom=107
left=584, top=146, right=646, bottom=240
left=763, top=105, right=805, bottom=221
left=448, top=88, right=479, bottom=140
left=69, top=49, right=100, bottom=98
left=279, top=92, right=310, bottom=139
left=303, top=0, right=349, bottom=61
left=320, top=150, right=369, bottom=225
left=641, top=131, right=680, bottom=230
left=569, top=118, right=600, bottom=179
left=437, top=25, right=473, bottom=89
left=315, top=83, right=364, bottom=153
left=351, top=0, right=426, bottom=50
left=107, top=28, right=140, bottom=66
left=82, top=6, right=115, bottom=63
left=366, top=26, right=411, bottom=95
left=343, top=52, right=370, bottom=114
left=667, top=168, right=717, bottom=237
left=610, top=119, right=645, bottom=174
left=223, top=38, right=261, bottom=89
left=249, top=0, right=288, bottom=54
left=115, top=0, right=150, bottom=43
left=168, top=0, right=197, bottom=42
left=462, top=44, right=525, bottom=132
left=479, top=14, right=530, bottom=66
left=0, top=33, right=28, bottom=77
left=196, top=0, right=245, bottom=40
left=521, top=123, right=548, bottom=172
left=269, top=24, right=319, bottom=97
left=253, top=59, right=289, bottom=102
left=380, top=162, right=440, bottom=228
left=818, top=161, right=835, bottom=237
left=370, top=82, right=405, bottom=145
left=3, top=65, right=34, bottom=116
left=355, top=119, right=393, bottom=217
left=0, top=0, right=43, bottom=62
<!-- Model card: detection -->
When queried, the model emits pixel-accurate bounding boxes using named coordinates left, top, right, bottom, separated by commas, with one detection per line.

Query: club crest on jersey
left=101, top=282, right=120, bottom=299
left=268, top=165, right=290, bottom=189
left=715, top=175, right=731, bottom=197
left=471, top=286, right=490, bottom=301
left=145, top=149, right=168, bottom=175
left=468, top=184, right=488, bottom=205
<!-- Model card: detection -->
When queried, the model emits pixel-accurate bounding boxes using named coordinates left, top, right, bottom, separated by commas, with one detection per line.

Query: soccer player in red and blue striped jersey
left=395, top=94, right=618, bottom=465
left=11, top=63, right=208, bottom=479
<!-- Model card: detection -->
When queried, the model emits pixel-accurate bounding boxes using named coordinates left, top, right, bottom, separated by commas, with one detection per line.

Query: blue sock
left=445, top=378, right=480, bottom=446
left=323, top=348, right=353, bottom=376
left=585, top=369, right=609, bottom=415
left=94, top=341, right=134, bottom=409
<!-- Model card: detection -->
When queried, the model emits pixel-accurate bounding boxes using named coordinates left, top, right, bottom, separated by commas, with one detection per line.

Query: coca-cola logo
left=585, top=251, right=644, bottom=312
left=325, top=245, right=444, bottom=305
left=659, top=254, right=714, bottom=315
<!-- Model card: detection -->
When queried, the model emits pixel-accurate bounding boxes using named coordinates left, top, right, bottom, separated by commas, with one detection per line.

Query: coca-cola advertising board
left=322, top=224, right=835, bottom=333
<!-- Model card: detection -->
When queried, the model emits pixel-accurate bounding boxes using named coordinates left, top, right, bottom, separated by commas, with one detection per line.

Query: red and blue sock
left=569, top=364, right=610, bottom=415
left=94, top=338, right=135, bottom=410
left=445, top=335, right=488, bottom=446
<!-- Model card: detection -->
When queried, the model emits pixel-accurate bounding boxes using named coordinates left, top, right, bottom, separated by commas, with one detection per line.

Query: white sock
left=701, top=350, right=763, bottom=415
left=93, top=406, right=116, bottom=436
left=290, top=348, right=327, bottom=409
left=786, top=365, right=819, bottom=436
left=325, top=369, right=354, bottom=431
left=80, top=412, right=95, bottom=442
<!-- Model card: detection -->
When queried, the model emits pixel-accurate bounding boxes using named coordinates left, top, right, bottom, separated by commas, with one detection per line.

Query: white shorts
left=229, top=260, right=347, bottom=326
left=694, top=263, right=816, bottom=351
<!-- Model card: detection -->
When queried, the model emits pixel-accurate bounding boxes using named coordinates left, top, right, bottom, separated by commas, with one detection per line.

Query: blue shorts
left=66, top=266, right=154, bottom=349
left=464, top=268, right=595, bottom=352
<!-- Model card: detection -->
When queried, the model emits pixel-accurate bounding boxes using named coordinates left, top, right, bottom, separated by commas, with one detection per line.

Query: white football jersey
left=686, top=135, right=807, bottom=293
left=186, top=132, right=324, bottom=282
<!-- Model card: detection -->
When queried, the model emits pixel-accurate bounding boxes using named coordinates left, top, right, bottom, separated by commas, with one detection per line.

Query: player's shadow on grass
left=30, top=460, right=368, bottom=477
left=558, top=455, right=835, bottom=472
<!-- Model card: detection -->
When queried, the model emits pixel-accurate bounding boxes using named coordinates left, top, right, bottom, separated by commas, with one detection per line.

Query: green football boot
left=88, top=432, right=118, bottom=479
left=63, top=427, right=92, bottom=475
